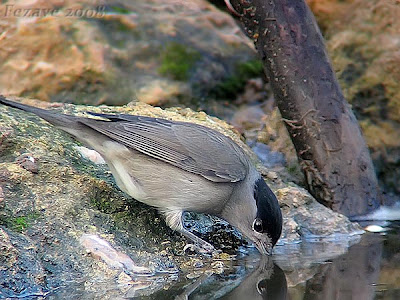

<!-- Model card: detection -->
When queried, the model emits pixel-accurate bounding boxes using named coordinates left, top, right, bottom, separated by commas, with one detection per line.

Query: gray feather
left=79, top=114, right=249, bottom=183
left=0, top=96, right=80, bottom=129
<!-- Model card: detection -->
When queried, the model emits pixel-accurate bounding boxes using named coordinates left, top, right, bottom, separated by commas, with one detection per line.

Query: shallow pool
left=141, top=221, right=399, bottom=300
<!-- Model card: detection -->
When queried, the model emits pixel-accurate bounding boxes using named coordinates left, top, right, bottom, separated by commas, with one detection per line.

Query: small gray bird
left=0, top=96, right=282, bottom=255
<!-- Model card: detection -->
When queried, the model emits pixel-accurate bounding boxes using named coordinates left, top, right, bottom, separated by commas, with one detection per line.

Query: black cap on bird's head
left=252, top=177, right=282, bottom=248
left=221, top=175, right=283, bottom=255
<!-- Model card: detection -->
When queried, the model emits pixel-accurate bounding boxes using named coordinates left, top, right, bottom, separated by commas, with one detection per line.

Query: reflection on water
left=219, top=262, right=287, bottom=300
left=298, top=235, right=383, bottom=300
left=145, top=221, right=400, bottom=300
left=146, top=255, right=287, bottom=300
left=43, top=221, right=399, bottom=299
left=189, top=258, right=288, bottom=300
left=283, top=221, right=400, bottom=300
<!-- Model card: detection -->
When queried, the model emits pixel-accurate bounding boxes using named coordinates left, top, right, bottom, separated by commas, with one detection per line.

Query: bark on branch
left=229, top=0, right=382, bottom=217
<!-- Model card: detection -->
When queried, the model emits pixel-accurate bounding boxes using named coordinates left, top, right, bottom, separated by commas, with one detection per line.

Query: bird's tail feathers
left=0, top=95, right=79, bottom=129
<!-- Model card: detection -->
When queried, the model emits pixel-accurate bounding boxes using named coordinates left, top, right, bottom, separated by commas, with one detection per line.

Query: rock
left=307, top=0, right=400, bottom=195
left=74, top=146, right=106, bottom=165
left=0, top=0, right=256, bottom=106
left=0, top=228, right=47, bottom=299
left=250, top=142, right=286, bottom=169
left=0, top=98, right=362, bottom=297
left=277, top=187, right=364, bottom=243
left=79, top=234, right=154, bottom=275
left=15, top=153, right=39, bottom=174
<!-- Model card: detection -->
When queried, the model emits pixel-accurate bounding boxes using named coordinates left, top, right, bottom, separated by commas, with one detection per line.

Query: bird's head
left=221, top=175, right=282, bottom=255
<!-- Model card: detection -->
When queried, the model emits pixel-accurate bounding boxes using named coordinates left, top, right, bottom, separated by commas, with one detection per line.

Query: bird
left=0, top=96, right=282, bottom=255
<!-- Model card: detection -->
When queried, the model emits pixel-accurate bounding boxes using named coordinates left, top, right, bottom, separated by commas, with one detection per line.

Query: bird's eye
left=252, top=218, right=263, bottom=233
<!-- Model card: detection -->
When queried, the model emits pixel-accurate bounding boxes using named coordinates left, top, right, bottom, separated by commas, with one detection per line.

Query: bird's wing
left=79, top=114, right=249, bottom=183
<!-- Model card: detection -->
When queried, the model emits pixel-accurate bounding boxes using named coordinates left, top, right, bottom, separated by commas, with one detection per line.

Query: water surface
left=144, top=221, right=400, bottom=300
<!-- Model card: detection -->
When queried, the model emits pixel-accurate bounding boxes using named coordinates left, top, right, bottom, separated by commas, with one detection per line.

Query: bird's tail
left=0, top=95, right=80, bottom=129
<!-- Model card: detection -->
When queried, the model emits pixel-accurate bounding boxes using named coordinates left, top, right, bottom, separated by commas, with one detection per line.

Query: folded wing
left=80, top=114, right=249, bottom=183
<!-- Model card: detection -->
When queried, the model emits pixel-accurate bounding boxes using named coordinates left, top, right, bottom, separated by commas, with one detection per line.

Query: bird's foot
left=162, top=210, right=221, bottom=256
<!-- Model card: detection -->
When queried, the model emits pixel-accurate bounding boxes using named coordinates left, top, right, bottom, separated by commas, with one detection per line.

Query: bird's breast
left=98, top=140, right=236, bottom=214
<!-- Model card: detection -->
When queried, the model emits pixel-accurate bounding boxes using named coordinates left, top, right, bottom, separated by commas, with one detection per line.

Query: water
left=140, top=221, right=400, bottom=300
left=38, top=221, right=398, bottom=299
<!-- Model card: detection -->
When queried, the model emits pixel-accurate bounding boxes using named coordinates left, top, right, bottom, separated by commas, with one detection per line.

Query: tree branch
left=229, top=0, right=383, bottom=217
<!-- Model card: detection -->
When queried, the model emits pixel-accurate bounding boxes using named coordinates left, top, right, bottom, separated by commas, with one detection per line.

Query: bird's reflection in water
left=175, top=256, right=288, bottom=300
left=220, top=257, right=288, bottom=300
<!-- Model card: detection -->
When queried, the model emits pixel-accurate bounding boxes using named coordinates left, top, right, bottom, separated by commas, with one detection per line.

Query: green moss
left=238, top=60, right=264, bottom=77
left=13, top=217, right=28, bottom=231
left=7, top=213, right=40, bottom=232
left=107, top=5, right=131, bottom=15
left=92, top=196, right=113, bottom=212
left=88, top=180, right=128, bottom=214
left=159, top=42, right=201, bottom=81
left=211, top=60, right=264, bottom=99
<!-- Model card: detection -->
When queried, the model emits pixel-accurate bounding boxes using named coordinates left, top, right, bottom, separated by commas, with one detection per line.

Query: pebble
left=15, top=153, right=38, bottom=173
left=75, top=146, right=106, bottom=164
left=79, top=234, right=153, bottom=275
left=364, top=225, right=387, bottom=233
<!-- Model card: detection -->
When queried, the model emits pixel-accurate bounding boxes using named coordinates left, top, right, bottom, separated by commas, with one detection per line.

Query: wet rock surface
left=0, top=98, right=362, bottom=297
left=0, top=228, right=47, bottom=299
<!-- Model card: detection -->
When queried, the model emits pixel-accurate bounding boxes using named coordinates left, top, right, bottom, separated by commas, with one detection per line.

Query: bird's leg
left=162, top=209, right=216, bottom=255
